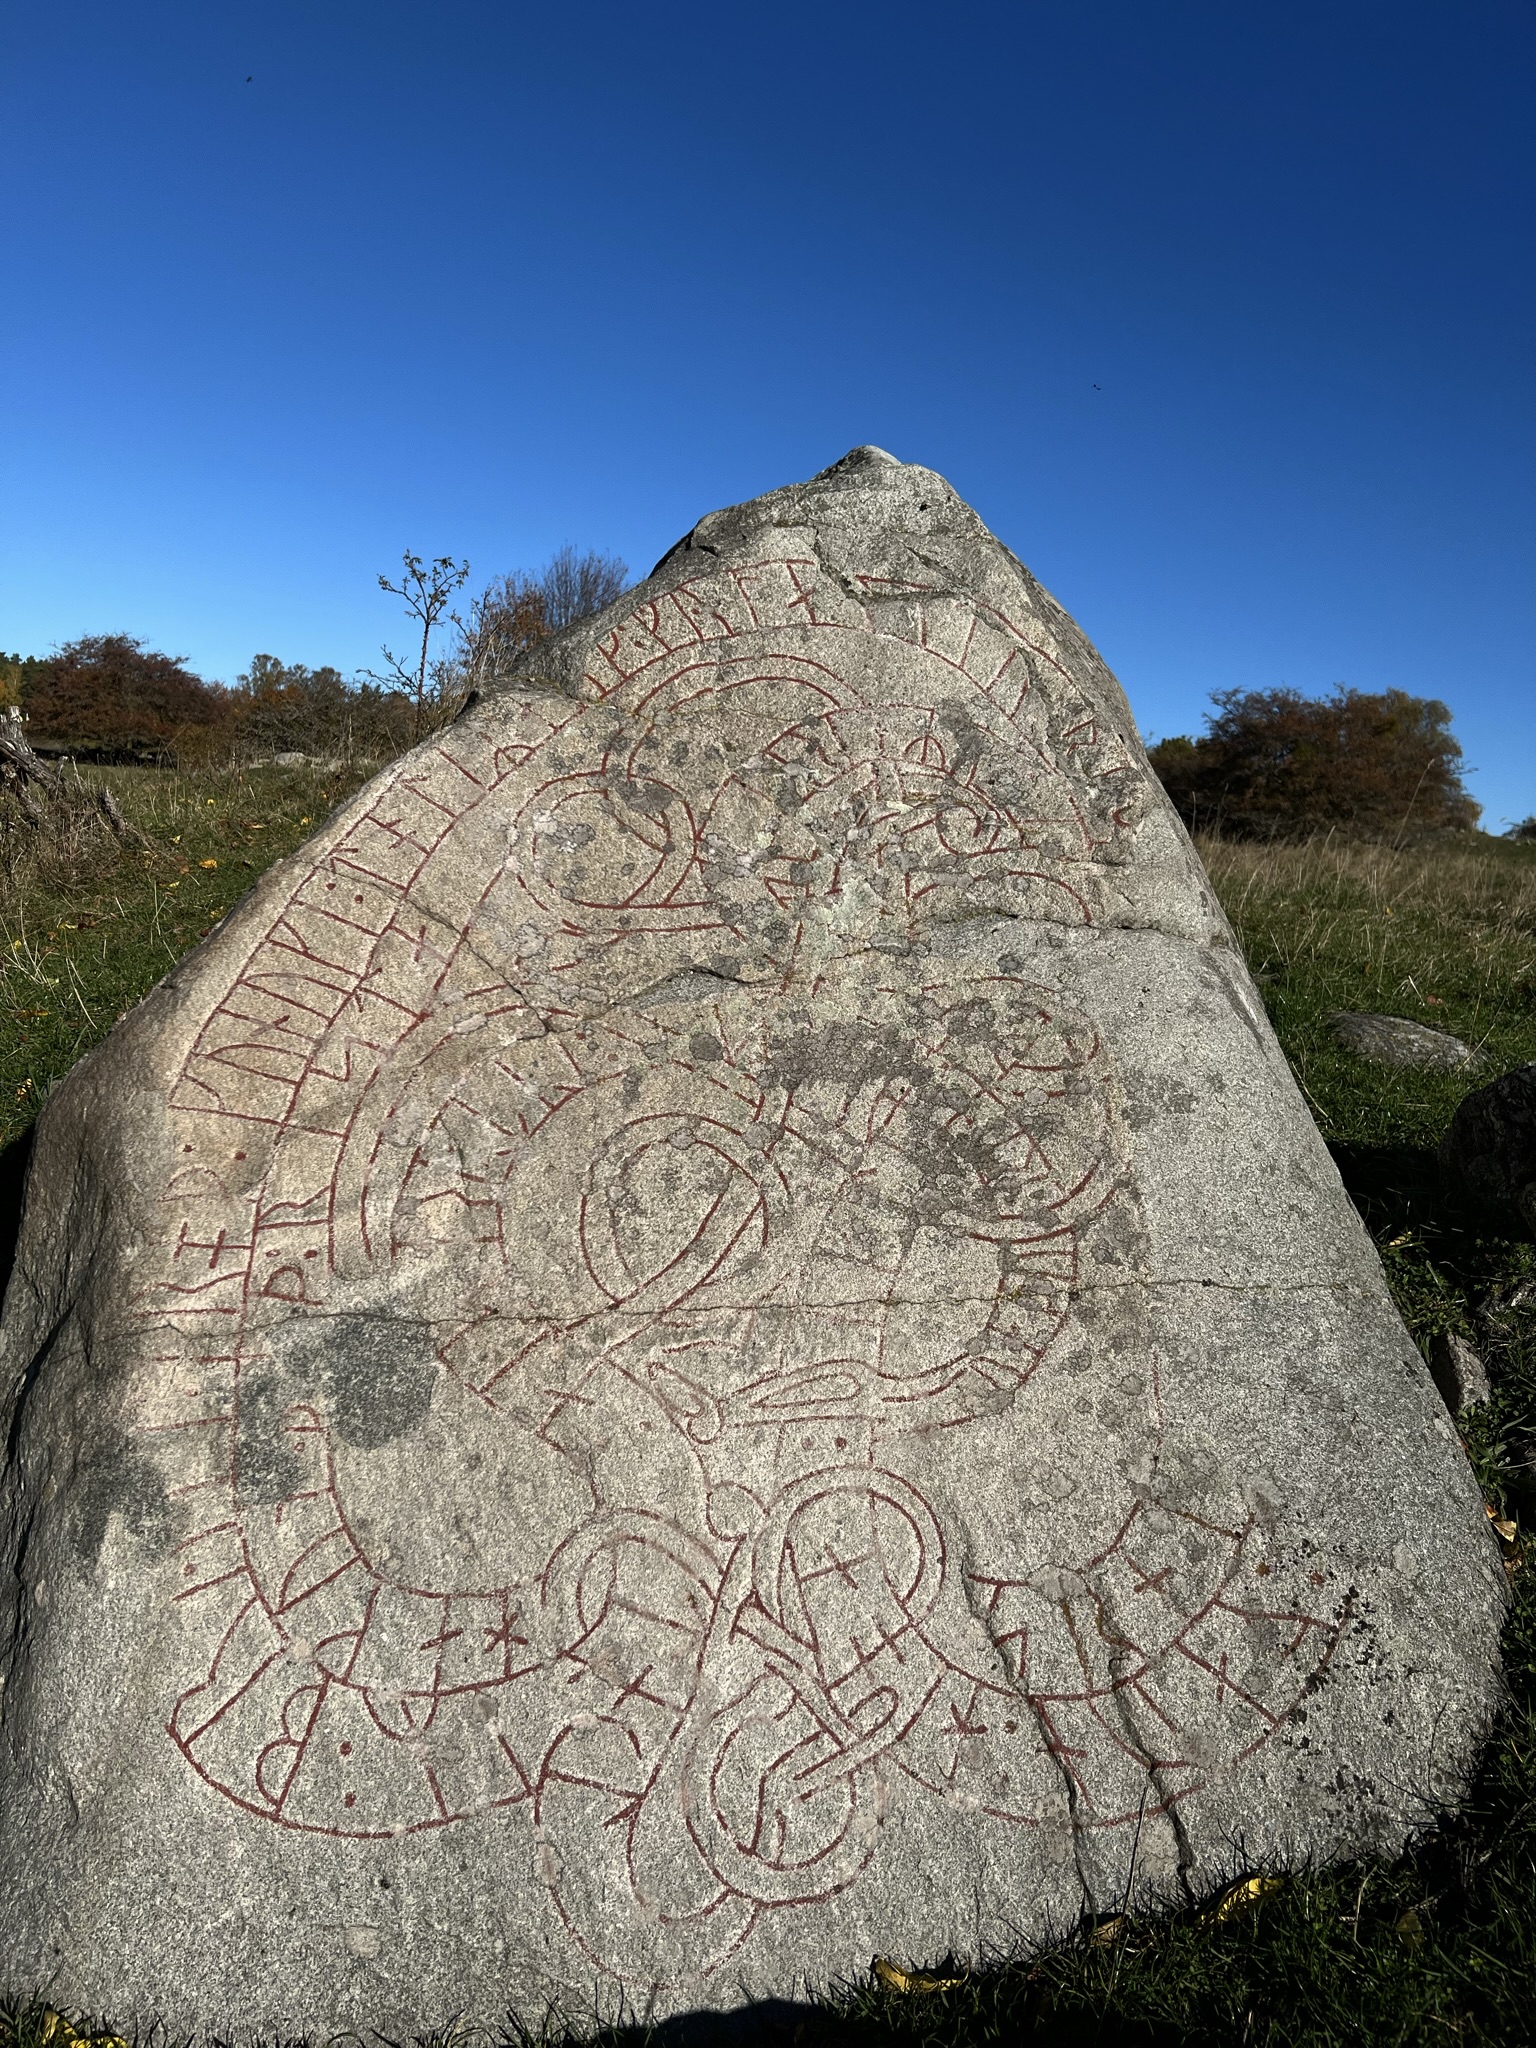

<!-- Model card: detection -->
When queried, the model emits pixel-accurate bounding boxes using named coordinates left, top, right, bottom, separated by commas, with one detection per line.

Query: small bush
left=1150, top=685, right=1480, bottom=840
left=0, top=713, right=142, bottom=883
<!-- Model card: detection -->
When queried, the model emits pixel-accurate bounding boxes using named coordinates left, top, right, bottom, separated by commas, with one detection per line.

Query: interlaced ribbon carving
left=141, top=560, right=1343, bottom=1987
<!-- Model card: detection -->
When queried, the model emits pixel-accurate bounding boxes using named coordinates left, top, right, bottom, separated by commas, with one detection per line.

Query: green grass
left=1200, top=830, right=1536, bottom=1152
left=0, top=759, right=375, bottom=1147
left=3, top=807, right=1536, bottom=2046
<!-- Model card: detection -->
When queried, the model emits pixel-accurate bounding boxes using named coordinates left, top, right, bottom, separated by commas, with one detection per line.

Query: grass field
left=2, top=780, right=1534, bottom=2046
left=0, top=760, right=375, bottom=1149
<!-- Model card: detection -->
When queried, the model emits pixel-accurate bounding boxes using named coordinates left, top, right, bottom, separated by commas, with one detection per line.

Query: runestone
left=0, top=450, right=1506, bottom=2033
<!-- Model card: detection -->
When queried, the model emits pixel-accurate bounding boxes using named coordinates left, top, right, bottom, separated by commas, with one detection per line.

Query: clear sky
left=4, top=2, right=1532, bottom=823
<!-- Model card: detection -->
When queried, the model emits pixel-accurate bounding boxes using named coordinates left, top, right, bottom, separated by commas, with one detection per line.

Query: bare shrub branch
left=446, top=547, right=629, bottom=703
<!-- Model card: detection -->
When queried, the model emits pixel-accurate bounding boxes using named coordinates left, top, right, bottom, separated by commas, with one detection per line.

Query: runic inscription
left=136, top=558, right=1342, bottom=1986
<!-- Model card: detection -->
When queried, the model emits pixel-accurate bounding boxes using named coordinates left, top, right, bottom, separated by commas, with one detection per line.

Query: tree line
left=1, top=545, right=630, bottom=765
left=3, top=571, right=1512, bottom=843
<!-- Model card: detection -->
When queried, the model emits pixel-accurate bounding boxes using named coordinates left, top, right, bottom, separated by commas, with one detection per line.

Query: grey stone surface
left=1328, top=1010, right=1479, bottom=1071
left=1439, top=1062, right=1536, bottom=1231
left=1428, top=1332, right=1492, bottom=1413
left=0, top=449, right=1505, bottom=2036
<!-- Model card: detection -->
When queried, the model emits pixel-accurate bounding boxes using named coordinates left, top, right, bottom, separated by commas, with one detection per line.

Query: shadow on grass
left=0, top=1121, right=34, bottom=1311
left=1329, top=1138, right=1531, bottom=1252
left=532, top=1984, right=1185, bottom=2046
left=0, top=1991, right=1189, bottom=2048
left=594, top=2000, right=823, bottom=2047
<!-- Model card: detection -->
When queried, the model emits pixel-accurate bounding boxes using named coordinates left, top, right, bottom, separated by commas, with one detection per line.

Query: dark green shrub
left=1150, top=685, right=1479, bottom=840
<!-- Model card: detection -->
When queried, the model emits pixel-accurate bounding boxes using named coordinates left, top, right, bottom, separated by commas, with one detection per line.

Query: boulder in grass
left=1328, top=1010, right=1479, bottom=1072
left=0, top=450, right=1506, bottom=2035
left=1428, top=1331, right=1492, bottom=1413
left=1438, top=1062, right=1536, bottom=1232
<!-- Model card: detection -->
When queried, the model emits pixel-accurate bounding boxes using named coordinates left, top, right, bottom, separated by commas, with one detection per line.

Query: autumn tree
left=21, top=634, right=227, bottom=761
left=229, top=654, right=412, bottom=760
left=1149, top=685, right=1480, bottom=839
left=0, top=654, right=53, bottom=714
left=538, top=543, right=632, bottom=633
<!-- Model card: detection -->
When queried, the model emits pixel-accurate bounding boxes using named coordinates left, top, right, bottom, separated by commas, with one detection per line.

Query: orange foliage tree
left=21, top=634, right=228, bottom=762
left=229, top=655, right=412, bottom=760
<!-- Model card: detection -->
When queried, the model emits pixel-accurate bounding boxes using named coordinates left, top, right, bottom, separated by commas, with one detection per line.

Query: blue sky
left=4, top=1, right=1532, bottom=823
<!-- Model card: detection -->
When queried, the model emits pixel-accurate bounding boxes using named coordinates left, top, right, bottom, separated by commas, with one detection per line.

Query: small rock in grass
left=1428, top=1331, right=1491, bottom=1413
left=1329, top=1011, right=1478, bottom=1071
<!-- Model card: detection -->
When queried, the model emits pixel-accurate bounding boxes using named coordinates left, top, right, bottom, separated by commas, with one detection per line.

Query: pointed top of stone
left=816, top=443, right=906, bottom=473
left=647, top=441, right=974, bottom=584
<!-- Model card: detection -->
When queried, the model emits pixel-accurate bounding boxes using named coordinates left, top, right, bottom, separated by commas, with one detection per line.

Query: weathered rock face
left=0, top=450, right=1505, bottom=2034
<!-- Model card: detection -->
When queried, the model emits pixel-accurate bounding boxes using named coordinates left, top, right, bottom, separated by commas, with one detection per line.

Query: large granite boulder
left=0, top=450, right=1505, bottom=2034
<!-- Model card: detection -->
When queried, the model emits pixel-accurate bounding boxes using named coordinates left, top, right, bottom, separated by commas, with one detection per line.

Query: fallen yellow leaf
left=38, top=2014, right=127, bottom=2048
left=1209, top=1875, right=1285, bottom=1923
left=200, top=858, right=218, bottom=869
left=872, top=1956, right=966, bottom=1994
